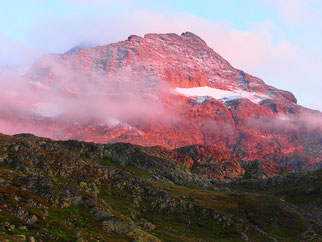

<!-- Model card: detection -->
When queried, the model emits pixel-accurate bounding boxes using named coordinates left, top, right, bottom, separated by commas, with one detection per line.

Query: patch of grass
left=275, top=183, right=322, bottom=209
left=99, top=185, right=135, bottom=217
left=99, top=158, right=151, bottom=178
left=237, top=195, right=309, bottom=240
left=48, top=206, right=87, bottom=224
left=46, top=227, right=71, bottom=240
left=43, top=206, right=90, bottom=240
left=153, top=183, right=239, bottom=214
left=141, top=210, right=240, bottom=241
left=152, top=182, right=315, bottom=240
left=99, top=157, right=115, bottom=166
left=44, top=205, right=132, bottom=241
left=0, top=212, right=22, bottom=226
left=121, top=165, right=151, bottom=178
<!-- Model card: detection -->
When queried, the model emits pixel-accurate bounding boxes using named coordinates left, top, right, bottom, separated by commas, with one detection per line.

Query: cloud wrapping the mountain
left=0, top=56, right=180, bottom=138
left=246, top=113, right=322, bottom=135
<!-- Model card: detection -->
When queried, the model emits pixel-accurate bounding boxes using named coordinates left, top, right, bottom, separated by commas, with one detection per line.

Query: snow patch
left=175, top=86, right=269, bottom=104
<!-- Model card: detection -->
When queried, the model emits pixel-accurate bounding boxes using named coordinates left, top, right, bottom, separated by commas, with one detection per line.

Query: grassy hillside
left=0, top=133, right=321, bottom=241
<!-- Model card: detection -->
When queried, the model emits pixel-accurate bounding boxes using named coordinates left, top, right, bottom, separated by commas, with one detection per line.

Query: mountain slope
left=2, top=32, right=322, bottom=170
left=0, top=133, right=321, bottom=241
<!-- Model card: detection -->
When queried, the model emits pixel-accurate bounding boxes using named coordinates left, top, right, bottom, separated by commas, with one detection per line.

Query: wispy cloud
left=0, top=53, right=179, bottom=138
left=267, top=0, right=321, bottom=27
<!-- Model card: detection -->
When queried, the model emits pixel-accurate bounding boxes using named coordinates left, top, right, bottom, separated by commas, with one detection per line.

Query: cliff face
left=5, top=32, right=322, bottom=170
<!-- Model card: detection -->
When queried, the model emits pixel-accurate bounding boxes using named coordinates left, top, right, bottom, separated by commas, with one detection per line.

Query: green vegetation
left=0, top=133, right=321, bottom=241
left=99, top=157, right=152, bottom=178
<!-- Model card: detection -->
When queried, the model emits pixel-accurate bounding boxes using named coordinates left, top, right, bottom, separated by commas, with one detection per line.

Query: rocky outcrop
left=0, top=133, right=321, bottom=241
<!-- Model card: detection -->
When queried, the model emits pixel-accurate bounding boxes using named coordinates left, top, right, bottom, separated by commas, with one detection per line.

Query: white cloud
left=266, top=0, right=322, bottom=27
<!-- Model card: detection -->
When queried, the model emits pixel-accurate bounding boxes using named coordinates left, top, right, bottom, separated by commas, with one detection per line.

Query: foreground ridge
left=0, top=133, right=321, bottom=241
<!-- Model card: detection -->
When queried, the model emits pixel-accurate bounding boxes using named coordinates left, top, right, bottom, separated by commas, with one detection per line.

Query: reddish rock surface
left=175, top=145, right=245, bottom=180
left=4, top=32, right=322, bottom=172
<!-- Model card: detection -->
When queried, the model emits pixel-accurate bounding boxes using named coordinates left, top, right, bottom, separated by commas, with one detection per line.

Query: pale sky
left=1, top=0, right=321, bottom=111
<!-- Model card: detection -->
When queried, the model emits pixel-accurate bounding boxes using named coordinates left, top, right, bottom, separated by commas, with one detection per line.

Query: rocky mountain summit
left=0, top=133, right=321, bottom=241
left=7, top=31, right=317, bottom=172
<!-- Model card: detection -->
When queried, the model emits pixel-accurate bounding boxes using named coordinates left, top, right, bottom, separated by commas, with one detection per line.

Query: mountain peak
left=127, top=35, right=143, bottom=42
left=181, top=31, right=207, bottom=46
left=139, top=32, right=208, bottom=48
left=18, top=32, right=322, bottom=171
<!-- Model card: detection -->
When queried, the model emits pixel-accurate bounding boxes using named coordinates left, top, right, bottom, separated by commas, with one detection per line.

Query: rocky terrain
left=1, top=32, right=320, bottom=173
left=0, top=133, right=321, bottom=241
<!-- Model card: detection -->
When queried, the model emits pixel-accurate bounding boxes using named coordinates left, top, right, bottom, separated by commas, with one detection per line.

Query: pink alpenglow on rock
left=0, top=32, right=321, bottom=172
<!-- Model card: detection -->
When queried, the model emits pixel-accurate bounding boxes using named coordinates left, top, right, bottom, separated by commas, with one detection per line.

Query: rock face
left=5, top=32, right=322, bottom=170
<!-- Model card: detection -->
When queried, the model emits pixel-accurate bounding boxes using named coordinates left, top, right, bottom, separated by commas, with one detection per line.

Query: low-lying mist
left=0, top=54, right=179, bottom=138
left=246, top=112, right=322, bottom=135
